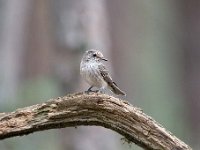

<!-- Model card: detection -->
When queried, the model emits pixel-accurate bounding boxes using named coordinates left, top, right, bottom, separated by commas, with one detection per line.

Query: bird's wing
left=98, top=64, right=113, bottom=85
left=98, top=64, right=126, bottom=95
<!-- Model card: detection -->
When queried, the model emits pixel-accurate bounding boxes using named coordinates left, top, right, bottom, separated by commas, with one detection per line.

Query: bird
left=80, top=49, right=126, bottom=95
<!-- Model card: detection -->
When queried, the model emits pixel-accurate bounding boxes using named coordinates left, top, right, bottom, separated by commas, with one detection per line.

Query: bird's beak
left=97, top=55, right=108, bottom=61
left=101, top=57, right=108, bottom=61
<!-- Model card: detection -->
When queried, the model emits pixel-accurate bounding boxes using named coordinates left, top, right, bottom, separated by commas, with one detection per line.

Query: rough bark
left=0, top=92, right=191, bottom=150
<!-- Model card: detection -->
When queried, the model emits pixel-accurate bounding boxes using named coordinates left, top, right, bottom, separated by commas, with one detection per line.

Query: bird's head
left=83, top=49, right=108, bottom=62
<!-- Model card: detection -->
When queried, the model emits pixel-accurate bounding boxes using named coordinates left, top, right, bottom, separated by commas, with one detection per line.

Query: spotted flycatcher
left=80, top=49, right=126, bottom=95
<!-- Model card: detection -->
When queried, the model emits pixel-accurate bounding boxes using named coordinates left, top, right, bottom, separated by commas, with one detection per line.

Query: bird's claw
left=85, top=86, right=105, bottom=94
left=85, top=89, right=98, bottom=94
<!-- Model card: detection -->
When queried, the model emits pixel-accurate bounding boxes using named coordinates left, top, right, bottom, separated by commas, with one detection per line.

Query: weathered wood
left=0, top=92, right=191, bottom=150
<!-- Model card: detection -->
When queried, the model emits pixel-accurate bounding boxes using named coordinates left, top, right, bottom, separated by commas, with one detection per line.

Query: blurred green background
left=0, top=0, right=199, bottom=149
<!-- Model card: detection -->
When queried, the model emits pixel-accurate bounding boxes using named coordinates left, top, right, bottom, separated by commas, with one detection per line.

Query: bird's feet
left=85, top=90, right=98, bottom=94
left=85, top=86, right=105, bottom=94
left=85, top=86, right=97, bottom=94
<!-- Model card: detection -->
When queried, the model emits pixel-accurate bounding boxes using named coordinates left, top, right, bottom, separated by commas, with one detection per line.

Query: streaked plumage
left=80, top=49, right=126, bottom=95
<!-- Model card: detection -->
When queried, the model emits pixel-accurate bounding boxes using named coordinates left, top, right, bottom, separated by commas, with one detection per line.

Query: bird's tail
left=108, top=82, right=126, bottom=96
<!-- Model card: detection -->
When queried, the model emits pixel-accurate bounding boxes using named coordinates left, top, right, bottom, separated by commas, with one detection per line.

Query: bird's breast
left=80, top=62, right=106, bottom=87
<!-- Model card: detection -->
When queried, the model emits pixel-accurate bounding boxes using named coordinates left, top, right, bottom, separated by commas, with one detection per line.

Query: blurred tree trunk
left=182, top=0, right=200, bottom=148
left=0, top=0, right=32, bottom=108
left=24, top=0, right=53, bottom=79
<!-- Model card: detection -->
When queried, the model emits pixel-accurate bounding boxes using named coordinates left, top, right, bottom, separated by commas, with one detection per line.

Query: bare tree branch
left=0, top=92, right=191, bottom=150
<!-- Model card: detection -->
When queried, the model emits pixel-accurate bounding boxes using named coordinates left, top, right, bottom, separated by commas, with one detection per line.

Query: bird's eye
left=93, top=54, right=97, bottom=57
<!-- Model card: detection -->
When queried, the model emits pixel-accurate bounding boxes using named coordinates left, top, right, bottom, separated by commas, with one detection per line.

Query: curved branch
left=0, top=92, right=191, bottom=150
